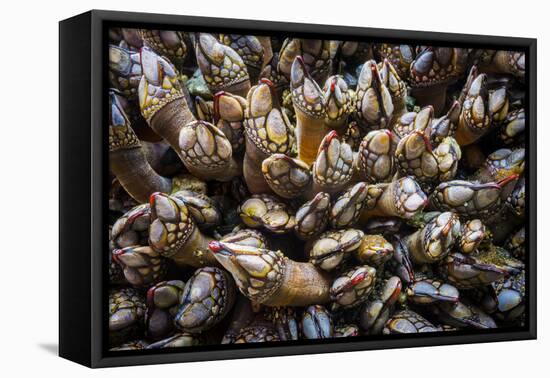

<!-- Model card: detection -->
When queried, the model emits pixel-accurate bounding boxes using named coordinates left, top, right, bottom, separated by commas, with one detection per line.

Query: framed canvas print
left=59, top=10, right=536, bottom=368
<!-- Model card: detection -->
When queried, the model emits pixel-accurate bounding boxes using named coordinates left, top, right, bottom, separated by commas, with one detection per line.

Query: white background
left=0, top=0, right=546, bottom=376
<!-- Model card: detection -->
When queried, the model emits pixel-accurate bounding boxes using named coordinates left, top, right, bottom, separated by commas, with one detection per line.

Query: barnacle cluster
left=107, top=28, right=527, bottom=350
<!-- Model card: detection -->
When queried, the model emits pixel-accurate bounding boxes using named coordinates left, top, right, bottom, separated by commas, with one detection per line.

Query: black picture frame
left=59, top=9, right=537, bottom=368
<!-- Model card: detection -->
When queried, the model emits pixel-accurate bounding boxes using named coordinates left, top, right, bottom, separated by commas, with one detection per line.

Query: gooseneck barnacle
left=106, top=29, right=528, bottom=348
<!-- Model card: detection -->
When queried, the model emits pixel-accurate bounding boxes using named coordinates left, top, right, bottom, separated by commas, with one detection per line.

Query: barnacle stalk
left=209, top=241, right=332, bottom=306
left=291, top=56, right=328, bottom=165
left=148, top=192, right=218, bottom=267
left=138, top=46, right=194, bottom=142
left=109, top=91, right=172, bottom=202
left=194, top=33, right=251, bottom=97
left=244, top=79, right=295, bottom=194
left=140, top=140, right=184, bottom=176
